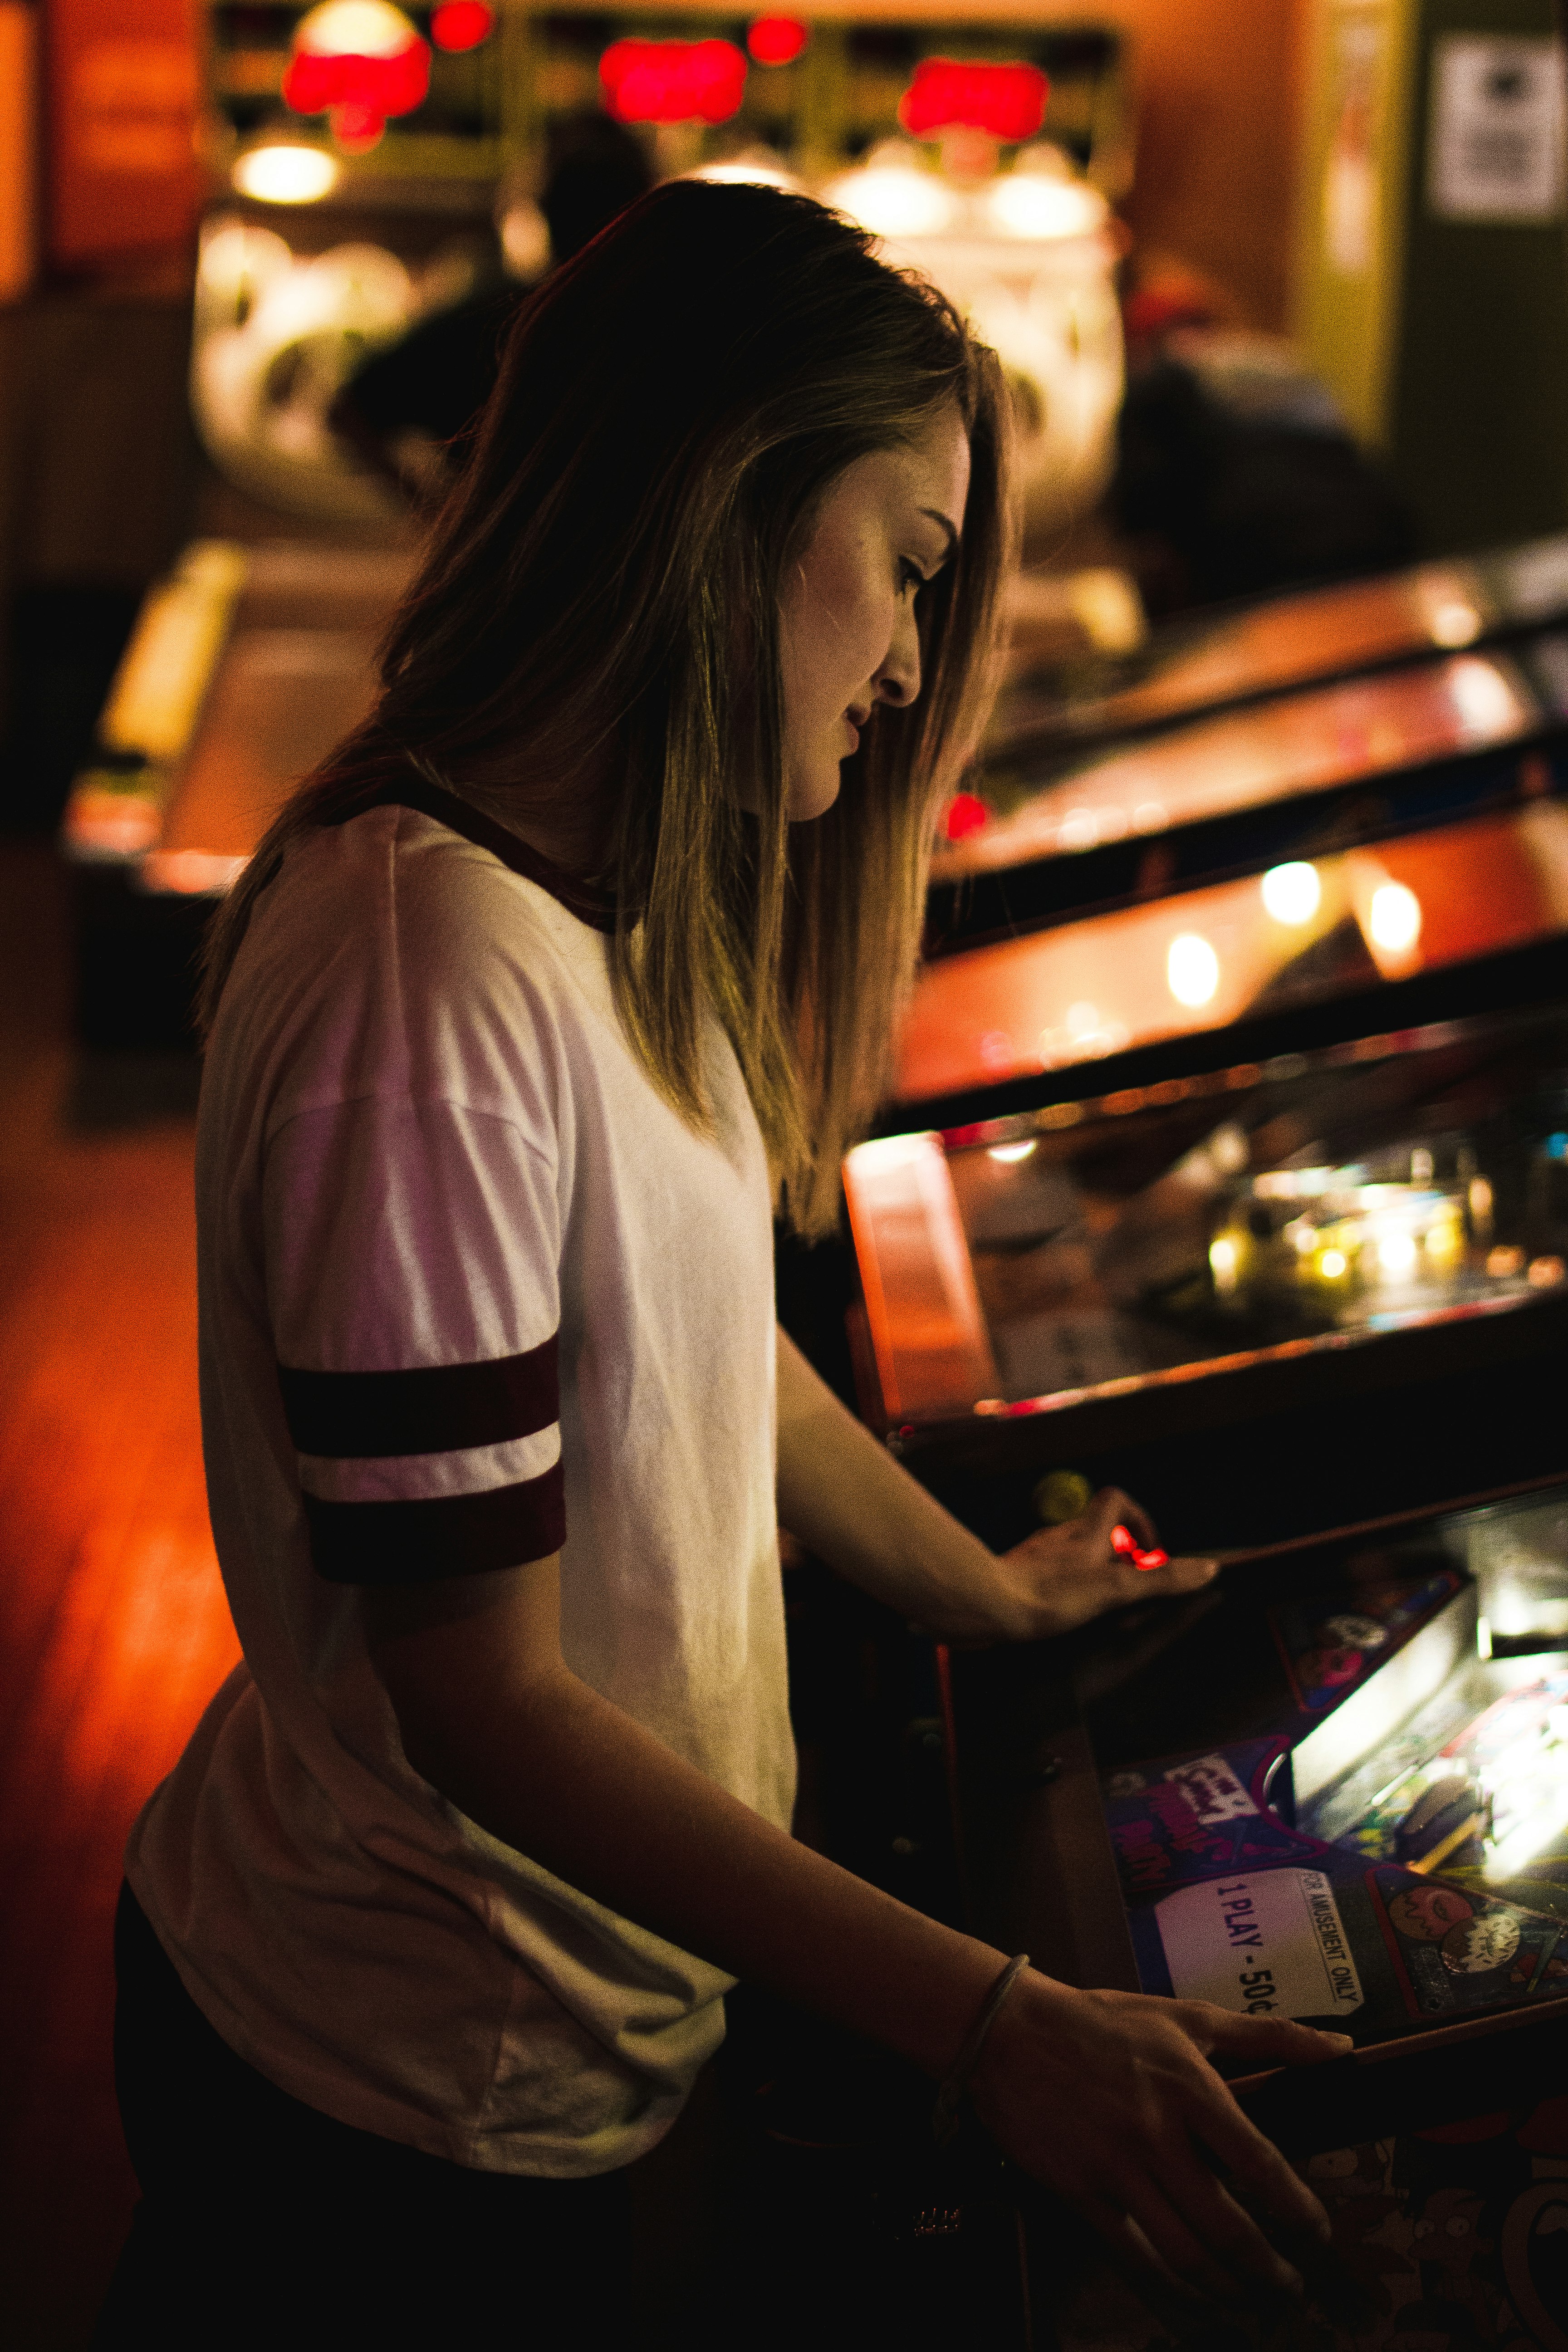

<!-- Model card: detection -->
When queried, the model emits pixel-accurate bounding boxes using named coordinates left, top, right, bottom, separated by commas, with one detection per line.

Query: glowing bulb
left=1320, top=1250, right=1348, bottom=1278
left=232, top=145, right=341, bottom=202
left=1260, top=861, right=1321, bottom=926
left=988, top=1140, right=1037, bottom=1164
left=824, top=152, right=958, bottom=237
left=986, top=174, right=1106, bottom=240
left=431, top=0, right=492, bottom=49
left=1166, top=933, right=1220, bottom=1008
left=294, top=0, right=415, bottom=52
left=691, top=153, right=801, bottom=191
left=1209, top=1236, right=1239, bottom=1294
left=1377, top=1228, right=1418, bottom=1277
left=1449, top=656, right=1519, bottom=736
left=747, top=16, right=808, bottom=65
left=1368, top=882, right=1421, bottom=953
left=1429, top=600, right=1482, bottom=647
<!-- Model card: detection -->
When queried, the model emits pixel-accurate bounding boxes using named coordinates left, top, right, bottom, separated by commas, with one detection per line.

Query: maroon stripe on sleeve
left=278, top=1337, right=558, bottom=1460
left=303, top=1462, right=566, bottom=1584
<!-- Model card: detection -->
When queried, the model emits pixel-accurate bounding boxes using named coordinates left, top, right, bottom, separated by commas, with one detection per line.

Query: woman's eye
left=899, top=560, right=928, bottom=596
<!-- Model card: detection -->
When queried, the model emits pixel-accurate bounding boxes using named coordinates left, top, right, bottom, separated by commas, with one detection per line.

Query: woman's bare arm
left=367, top=1560, right=1345, bottom=2309
left=775, top=1328, right=1216, bottom=1641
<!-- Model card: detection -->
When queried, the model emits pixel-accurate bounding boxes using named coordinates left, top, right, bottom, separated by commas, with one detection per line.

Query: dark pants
left=94, top=1882, right=633, bottom=2348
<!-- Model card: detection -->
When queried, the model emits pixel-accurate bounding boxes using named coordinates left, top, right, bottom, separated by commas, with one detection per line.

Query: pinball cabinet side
left=946, top=1485, right=1568, bottom=2351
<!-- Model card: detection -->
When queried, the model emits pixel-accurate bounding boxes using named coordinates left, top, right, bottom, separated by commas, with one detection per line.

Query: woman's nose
left=874, top=604, right=922, bottom=708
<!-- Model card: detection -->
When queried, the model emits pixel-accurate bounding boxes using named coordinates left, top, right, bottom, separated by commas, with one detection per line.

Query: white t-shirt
left=126, top=771, right=796, bottom=2177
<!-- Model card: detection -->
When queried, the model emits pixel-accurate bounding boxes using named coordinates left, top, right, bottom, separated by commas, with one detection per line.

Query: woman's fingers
left=1151, top=2136, right=1310, bottom=2298
left=1196, top=2009, right=1352, bottom=2066
left=1122, top=1551, right=1217, bottom=1597
left=1080, top=2197, right=1197, bottom=2315
left=1084, top=1486, right=1159, bottom=1553
left=1089, top=2184, right=1242, bottom=2306
left=1184, top=2078, right=1335, bottom=2245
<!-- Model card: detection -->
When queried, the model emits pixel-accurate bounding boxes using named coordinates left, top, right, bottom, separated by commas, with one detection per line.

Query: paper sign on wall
left=1155, top=1869, right=1365, bottom=2019
left=1428, top=35, right=1567, bottom=223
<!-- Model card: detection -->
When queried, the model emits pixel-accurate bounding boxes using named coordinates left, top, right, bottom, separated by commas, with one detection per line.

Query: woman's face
left=778, top=406, right=970, bottom=821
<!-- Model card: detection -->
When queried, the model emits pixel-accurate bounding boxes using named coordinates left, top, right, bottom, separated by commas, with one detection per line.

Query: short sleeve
left=263, top=1098, right=565, bottom=1584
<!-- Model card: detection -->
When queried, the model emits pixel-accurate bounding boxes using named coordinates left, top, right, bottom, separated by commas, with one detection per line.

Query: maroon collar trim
left=328, top=764, right=618, bottom=936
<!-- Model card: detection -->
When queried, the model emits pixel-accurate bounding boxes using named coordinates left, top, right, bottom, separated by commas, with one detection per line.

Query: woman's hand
left=776, top=1332, right=1215, bottom=1646
left=969, top=1972, right=1348, bottom=2306
left=982, top=1485, right=1217, bottom=1643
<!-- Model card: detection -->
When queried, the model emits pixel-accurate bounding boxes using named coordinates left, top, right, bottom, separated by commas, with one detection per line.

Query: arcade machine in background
left=63, top=536, right=413, bottom=1048
left=994, top=516, right=1568, bottom=765
left=941, top=546, right=1568, bottom=949
left=826, top=534, right=1568, bottom=1556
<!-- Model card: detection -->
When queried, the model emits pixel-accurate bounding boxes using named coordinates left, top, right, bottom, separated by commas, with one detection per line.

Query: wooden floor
left=0, top=843, right=240, bottom=2351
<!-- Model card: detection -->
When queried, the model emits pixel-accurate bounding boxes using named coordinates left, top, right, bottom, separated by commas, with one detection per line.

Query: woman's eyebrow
left=920, top=508, right=960, bottom=561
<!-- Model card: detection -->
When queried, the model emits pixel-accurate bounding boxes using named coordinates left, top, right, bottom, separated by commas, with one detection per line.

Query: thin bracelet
left=931, top=1952, right=1030, bottom=2145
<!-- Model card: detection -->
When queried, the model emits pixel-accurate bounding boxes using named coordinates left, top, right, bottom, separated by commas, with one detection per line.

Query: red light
left=431, top=0, right=492, bottom=52
left=1112, top=1524, right=1169, bottom=1573
left=944, top=791, right=989, bottom=842
left=748, top=17, right=808, bottom=66
left=283, top=37, right=430, bottom=120
left=600, top=38, right=747, bottom=126
left=898, top=59, right=1048, bottom=142
left=331, top=100, right=387, bottom=150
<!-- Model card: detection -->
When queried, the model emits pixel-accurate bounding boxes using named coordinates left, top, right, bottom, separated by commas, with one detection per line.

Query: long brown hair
left=201, top=180, right=1014, bottom=1235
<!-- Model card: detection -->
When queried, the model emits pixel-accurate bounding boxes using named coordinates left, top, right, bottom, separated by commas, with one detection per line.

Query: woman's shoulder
left=220, top=802, right=612, bottom=1141
left=269, top=797, right=603, bottom=992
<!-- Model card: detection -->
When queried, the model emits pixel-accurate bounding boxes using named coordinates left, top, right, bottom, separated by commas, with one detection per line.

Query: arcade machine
left=987, top=529, right=1568, bottom=802
left=947, top=1473, right=1568, bottom=2349
left=940, top=588, right=1568, bottom=945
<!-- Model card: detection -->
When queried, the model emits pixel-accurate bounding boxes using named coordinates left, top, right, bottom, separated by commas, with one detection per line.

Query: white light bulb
left=1430, top=599, right=1482, bottom=648
left=987, top=1140, right=1038, bottom=1164
left=233, top=146, right=340, bottom=204
left=1260, top=862, right=1321, bottom=926
left=1377, top=1228, right=1418, bottom=1277
left=1368, top=882, right=1422, bottom=953
left=1166, top=934, right=1220, bottom=1008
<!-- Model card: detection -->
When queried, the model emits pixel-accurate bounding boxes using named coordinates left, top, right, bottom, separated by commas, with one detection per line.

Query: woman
left=100, top=183, right=1345, bottom=2343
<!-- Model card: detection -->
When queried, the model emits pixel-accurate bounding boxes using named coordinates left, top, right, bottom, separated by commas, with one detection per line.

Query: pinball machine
left=946, top=1474, right=1568, bottom=2352
left=937, top=579, right=1568, bottom=951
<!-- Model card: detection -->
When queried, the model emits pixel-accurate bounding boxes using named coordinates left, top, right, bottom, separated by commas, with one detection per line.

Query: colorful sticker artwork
left=1368, top=1864, right=1568, bottom=2016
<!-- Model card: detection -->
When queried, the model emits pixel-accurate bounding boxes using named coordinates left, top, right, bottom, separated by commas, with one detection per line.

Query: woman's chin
left=785, top=763, right=844, bottom=824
